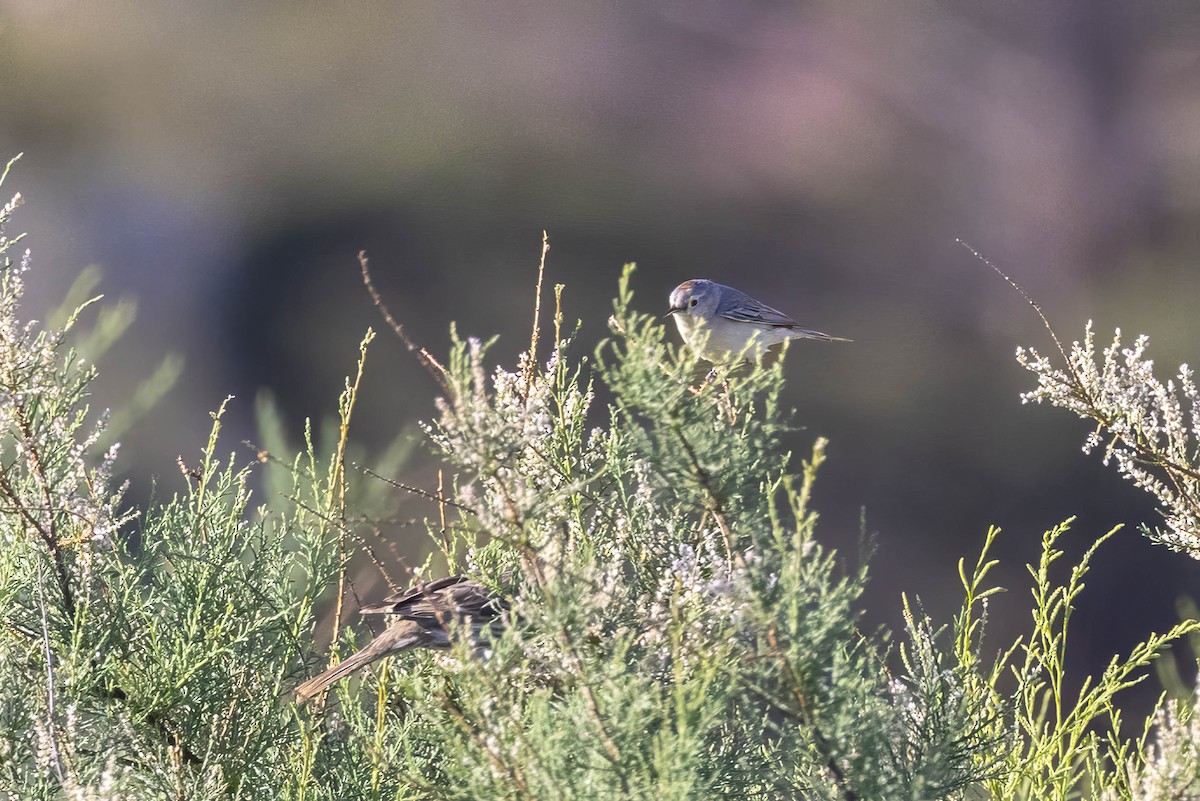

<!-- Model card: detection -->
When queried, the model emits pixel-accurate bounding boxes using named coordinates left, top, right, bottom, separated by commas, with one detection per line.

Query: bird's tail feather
left=294, top=624, right=424, bottom=703
left=791, top=328, right=851, bottom=342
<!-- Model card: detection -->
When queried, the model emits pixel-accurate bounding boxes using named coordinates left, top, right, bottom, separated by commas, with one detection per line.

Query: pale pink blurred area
left=2, top=1, right=1200, bottom=701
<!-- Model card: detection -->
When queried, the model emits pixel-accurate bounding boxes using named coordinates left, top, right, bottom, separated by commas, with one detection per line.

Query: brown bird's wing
left=359, top=575, right=466, bottom=617
left=359, top=575, right=506, bottom=623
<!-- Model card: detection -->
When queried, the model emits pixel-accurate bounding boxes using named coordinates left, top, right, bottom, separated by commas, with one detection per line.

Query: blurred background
left=2, top=1, right=1199, bottom=709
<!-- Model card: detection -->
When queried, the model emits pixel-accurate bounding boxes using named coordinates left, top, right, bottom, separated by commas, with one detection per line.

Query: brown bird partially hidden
left=294, top=575, right=507, bottom=703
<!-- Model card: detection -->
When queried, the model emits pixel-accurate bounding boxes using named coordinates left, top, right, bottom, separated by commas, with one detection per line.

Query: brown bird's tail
left=294, top=620, right=427, bottom=703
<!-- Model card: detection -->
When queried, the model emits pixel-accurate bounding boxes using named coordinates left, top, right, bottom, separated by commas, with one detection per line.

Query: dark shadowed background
left=3, top=2, right=1199, bottom=711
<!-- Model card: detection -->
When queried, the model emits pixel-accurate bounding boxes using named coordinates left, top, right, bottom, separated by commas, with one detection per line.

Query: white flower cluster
left=428, top=340, right=597, bottom=546
left=1017, top=322, right=1200, bottom=558
left=1101, top=685, right=1200, bottom=801
left=0, top=187, right=136, bottom=609
left=640, top=538, right=747, bottom=679
left=887, top=676, right=924, bottom=730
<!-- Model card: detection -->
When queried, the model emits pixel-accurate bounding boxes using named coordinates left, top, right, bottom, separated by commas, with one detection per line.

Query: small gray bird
left=667, top=279, right=848, bottom=362
left=294, top=575, right=506, bottom=702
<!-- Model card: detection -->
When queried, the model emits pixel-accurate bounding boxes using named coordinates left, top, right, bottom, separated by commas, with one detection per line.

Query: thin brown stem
left=441, top=692, right=534, bottom=799
left=0, top=467, right=74, bottom=616
left=437, top=469, right=450, bottom=554
left=358, top=251, right=451, bottom=395
left=961, top=240, right=1071, bottom=368
left=313, top=331, right=375, bottom=707
left=672, top=424, right=745, bottom=570
left=764, top=623, right=858, bottom=801
left=487, top=474, right=630, bottom=792
left=355, top=464, right=477, bottom=513
left=523, top=231, right=550, bottom=401
left=35, top=561, right=65, bottom=783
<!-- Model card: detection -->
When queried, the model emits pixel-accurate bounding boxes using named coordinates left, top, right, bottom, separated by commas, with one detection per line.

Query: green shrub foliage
left=0, top=175, right=1197, bottom=799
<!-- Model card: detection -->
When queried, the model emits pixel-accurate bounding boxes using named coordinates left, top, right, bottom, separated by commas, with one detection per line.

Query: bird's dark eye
left=689, top=298, right=697, bottom=307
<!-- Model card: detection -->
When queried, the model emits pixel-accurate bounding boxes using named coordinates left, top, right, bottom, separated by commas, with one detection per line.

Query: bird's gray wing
left=715, top=285, right=799, bottom=328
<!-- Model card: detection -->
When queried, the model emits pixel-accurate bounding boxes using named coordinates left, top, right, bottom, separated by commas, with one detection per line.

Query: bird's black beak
left=664, top=307, right=685, bottom=319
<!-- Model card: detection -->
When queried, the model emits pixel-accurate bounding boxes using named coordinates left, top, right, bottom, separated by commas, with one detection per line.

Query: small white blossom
left=1101, top=683, right=1200, bottom=801
left=1019, top=323, right=1200, bottom=558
